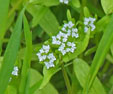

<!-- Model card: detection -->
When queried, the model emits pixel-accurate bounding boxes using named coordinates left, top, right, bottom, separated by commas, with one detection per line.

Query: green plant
left=0, top=0, right=113, bottom=94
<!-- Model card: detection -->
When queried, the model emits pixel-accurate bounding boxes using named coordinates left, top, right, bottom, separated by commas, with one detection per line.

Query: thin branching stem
left=61, top=62, right=72, bottom=94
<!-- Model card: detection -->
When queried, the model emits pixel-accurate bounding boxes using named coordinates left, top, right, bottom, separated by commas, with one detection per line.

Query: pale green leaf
left=73, top=58, right=106, bottom=94
left=30, top=68, right=59, bottom=94
left=101, top=0, right=113, bottom=14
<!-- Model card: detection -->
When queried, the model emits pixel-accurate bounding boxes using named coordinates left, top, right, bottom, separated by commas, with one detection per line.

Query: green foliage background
left=0, top=0, right=113, bottom=94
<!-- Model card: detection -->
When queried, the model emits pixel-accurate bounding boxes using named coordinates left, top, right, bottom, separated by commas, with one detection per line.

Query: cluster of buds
left=37, top=45, right=56, bottom=69
left=37, top=17, right=96, bottom=69
left=12, top=66, right=19, bottom=76
left=52, top=21, right=78, bottom=56
left=59, top=0, right=69, bottom=4
left=9, top=66, right=19, bottom=82
left=84, top=17, right=96, bottom=32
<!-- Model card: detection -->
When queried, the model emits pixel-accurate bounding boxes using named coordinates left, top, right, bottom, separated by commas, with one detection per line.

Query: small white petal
left=84, top=27, right=88, bottom=33
left=68, top=21, right=74, bottom=28
left=90, top=24, right=96, bottom=31
left=72, top=28, right=78, bottom=32
left=40, top=48, right=44, bottom=53
left=62, top=27, right=66, bottom=31
left=12, top=66, right=19, bottom=76
left=43, top=45, right=50, bottom=53
left=64, top=23, right=68, bottom=28
left=60, top=0, right=63, bottom=3
left=64, top=0, right=69, bottom=4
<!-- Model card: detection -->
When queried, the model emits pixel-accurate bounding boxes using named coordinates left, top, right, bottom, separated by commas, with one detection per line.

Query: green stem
left=80, top=0, right=87, bottom=20
left=61, top=63, right=72, bottom=94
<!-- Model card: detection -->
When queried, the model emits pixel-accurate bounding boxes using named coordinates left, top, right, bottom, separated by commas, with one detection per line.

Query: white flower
left=59, top=0, right=69, bottom=4
left=84, top=27, right=89, bottom=33
left=12, top=66, right=18, bottom=76
left=72, top=28, right=79, bottom=38
left=44, top=61, right=55, bottom=69
left=68, top=21, right=74, bottom=28
left=37, top=53, right=46, bottom=61
left=84, top=17, right=96, bottom=32
left=42, top=45, right=50, bottom=53
left=47, top=53, right=56, bottom=62
left=44, top=53, right=56, bottom=69
left=66, top=42, right=76, bottom=53
left=60, top=0, right=63, bottom=3
left=52, top=31, right=68, bottom=45
left=52, top=36, right=61, bottom=45
left=90, top=23, right=96, bottom=31
left=58, top=43, right=67, bottom=55
left=37, top=45, right=56, bottom=69
left=37, top=45, right=50, bottom=61
left=58, top=42, right=76, bottom=55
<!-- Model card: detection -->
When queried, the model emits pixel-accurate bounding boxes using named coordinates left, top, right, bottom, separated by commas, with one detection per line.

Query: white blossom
left=37, top=45, right=56, bottom=69
left=59, top=0, right=69, bottom=4
left=44, top=61, right=55, bottom=69
left=42, top=45, right=50, bottom=53
left=68, top=21, right=74, bottom=28
left=44, top=53, right=56, bottom=69
left=52, top=31, right=68, bottom=45
left=58, top=42, right=76, bottom=55
left=84, top=17, right=96, bottom=32
left=37, top=53, right=46, bottom=61
left=12, top=66, right=18, bottom=76
left=66, top=42, right=76, bottom=53
left=47, top=53, right=56, bottom=62
left=72, top=28, right=79, bottom=38
left=37, top=45, right=50, bottom=62
left=52, top=36, right=61, bottom=45
left=84, top=27, right=89, bottom=33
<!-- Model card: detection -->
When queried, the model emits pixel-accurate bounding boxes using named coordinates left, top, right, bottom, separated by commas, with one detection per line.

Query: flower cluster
left=37, top=17, right=96, bottom=69
left=37, top=45, right=56, bottom=69
left=59, top=0, right=69, bottom=4
left=84, top=17, right=96, bottom=33
left=52, top=21, right=78, bottom=56
left=9, top=66, right=19, bottom=82
left=12, top=66, right=19, bottom=76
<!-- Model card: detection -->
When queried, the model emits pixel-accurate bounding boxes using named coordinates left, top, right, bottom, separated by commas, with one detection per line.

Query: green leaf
left=63, top=29, right=90, bottom=62
left=39, top=65, right=60, bottom=89
left=39, top=9, right=59, bottom=36
left=27, top=4, right=48, bottom=27
left=83, top=7, right=91, bottom=17
left=71, top=0, right=81, bottom=8
left=73, top=58, right=106, bottom=94
left=27, top=5, right=59, bottom=36
left=101, top=0, right=113, bottom=14
left=5, top=85, right=17, bottom=94
left=0, top=9, right=24, bottom=94
left=30, top=68, right=59, bottom=94
left=83, top=14, right=113, bottom=93
left=95, top=15, right=111, bottom=32
left=29, top=0, right=59, bottom=7
left=19, top=15, right=32, bottom=94
left=0, top=0, right=10, bottom=54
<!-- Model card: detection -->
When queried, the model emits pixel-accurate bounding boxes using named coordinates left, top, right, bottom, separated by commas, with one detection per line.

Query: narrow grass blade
left=83, top=14, right=113, bottom=94
left=0, top=9, right=24, bottom=94
left=0, top=0, right=10, bottom=54
left=19, top=15, right=32, bottom=94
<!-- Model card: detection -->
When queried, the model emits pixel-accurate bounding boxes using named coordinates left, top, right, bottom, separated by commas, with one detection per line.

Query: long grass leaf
left=0, top=0, right=10, bottom=54
left=0, top=9, right=24, bottom=94
left=19, top=15, right=32, bottom=94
